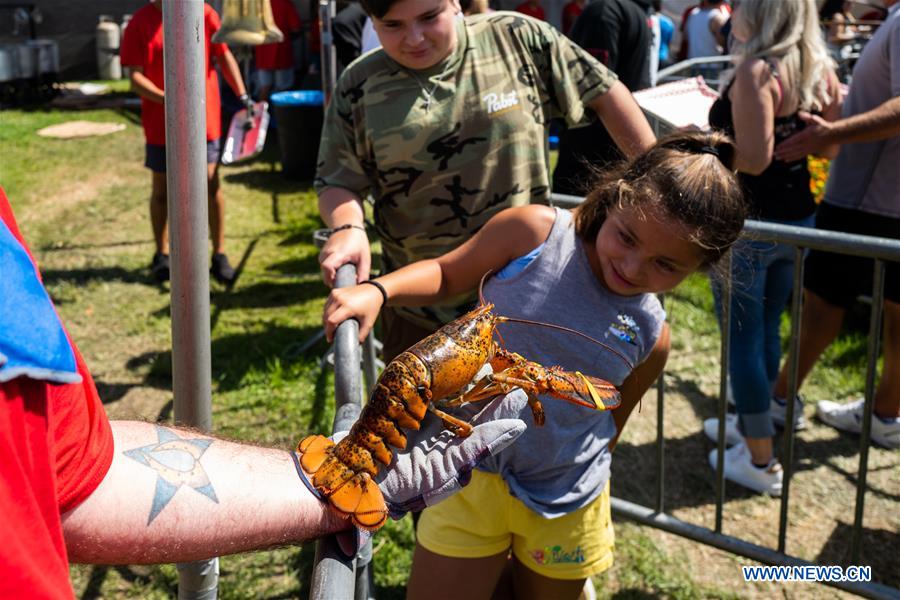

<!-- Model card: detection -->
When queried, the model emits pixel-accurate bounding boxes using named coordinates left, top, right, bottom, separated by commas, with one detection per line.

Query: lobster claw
left=571, top=371, right=621, bottom=410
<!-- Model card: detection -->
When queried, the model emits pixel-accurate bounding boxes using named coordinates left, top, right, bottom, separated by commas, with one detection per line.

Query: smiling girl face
left=589, top=203, right=705, bottom=296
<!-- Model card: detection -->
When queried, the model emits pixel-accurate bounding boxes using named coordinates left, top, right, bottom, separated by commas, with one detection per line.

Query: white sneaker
left=708, top=443, right=783, bottom=496
left=703, top=414, right=743, bottom=446
left=770, top=395, right=807, bottom=430
left=579, top=578, right=597, bottom=600
left=817, top=399, right=900, bottom=449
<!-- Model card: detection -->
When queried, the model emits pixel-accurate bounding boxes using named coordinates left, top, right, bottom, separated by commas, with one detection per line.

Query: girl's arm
left=323, top=205, right=556, bottom=342
left=608, top=323, right=670, bottom=451
left=731, top=58, right=780, bottom=176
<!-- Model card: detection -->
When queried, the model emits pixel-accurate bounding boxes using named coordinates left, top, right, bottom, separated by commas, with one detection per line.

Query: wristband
left=239, top=93, right=250, bottom=104
left=360, top=280, right=388, bottom=307
left=328, top=223, right=366, bottom=235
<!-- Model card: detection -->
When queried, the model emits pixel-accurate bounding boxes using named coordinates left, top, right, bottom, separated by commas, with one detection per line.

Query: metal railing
left=551, top=193, right=900, bottom=600
left=656, top=55, right=734, bottom=91
left=307, top=263, right=375, bottom=600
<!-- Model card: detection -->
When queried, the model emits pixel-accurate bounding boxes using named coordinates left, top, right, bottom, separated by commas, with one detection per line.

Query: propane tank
left=96, top=15, right=121, bottom=80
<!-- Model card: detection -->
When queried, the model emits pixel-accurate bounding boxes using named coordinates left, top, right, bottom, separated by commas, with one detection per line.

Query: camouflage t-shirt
left=316, top=12, right=617, bottom=328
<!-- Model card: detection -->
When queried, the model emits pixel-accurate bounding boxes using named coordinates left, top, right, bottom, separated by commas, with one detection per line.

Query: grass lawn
left=1, top=84, right=896, bottom=599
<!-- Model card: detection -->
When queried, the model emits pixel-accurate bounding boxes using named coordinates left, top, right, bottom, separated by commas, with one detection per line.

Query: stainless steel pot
left=15, top=42, right=36, bottom=79
left=0, top=45, right=16, bottom=82
left=26, top=39, right=59, bottom=75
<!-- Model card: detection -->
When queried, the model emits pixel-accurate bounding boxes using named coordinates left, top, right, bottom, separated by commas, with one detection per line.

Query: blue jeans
left=712, top=215, right=815, bottom=438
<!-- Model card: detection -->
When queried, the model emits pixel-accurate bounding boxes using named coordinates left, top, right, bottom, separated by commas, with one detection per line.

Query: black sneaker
left=211, top=252, right=236, bottom=285
left=150, top=252, right=170, bottom=282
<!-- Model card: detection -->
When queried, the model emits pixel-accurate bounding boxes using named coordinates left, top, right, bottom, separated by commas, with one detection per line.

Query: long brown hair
left=573, top=131, right=746, bottom=271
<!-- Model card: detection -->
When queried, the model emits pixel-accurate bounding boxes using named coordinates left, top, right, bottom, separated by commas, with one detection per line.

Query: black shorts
left=144, top=140, right=222, bottom=173
left=804, top=202, right=900, bottom=309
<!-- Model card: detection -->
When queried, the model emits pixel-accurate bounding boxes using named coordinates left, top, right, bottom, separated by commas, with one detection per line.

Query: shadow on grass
left=78, top=564, right=175, bottom=600
left=608, top=590, right=665, bottom=600
left=817, top=521, right=899, bottom=587
left=93, top=381, right=140, bottom=405
left=265, top=254, right=323, bottom=277
left=40, top=266, right=150, bottom=288
left=126, top=323, right=326, bottom=393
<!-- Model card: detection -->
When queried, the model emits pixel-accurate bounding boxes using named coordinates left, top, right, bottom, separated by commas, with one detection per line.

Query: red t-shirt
left=516, top=2, right=546, bottom=21
left=562, top=1, right=583, bottom=35
left=254, top=0, right=302, bottom=70
left=0, top=188, right=115, bottom=599
left=120, top=3, right=228, bottom=145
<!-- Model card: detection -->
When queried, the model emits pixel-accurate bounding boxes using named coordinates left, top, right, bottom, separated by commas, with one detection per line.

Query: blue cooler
left=270, top=90, right=325, bottom=180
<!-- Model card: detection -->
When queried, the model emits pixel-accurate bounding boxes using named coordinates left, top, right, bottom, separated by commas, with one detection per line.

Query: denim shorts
left=144, top=140, right=222, bottom=173
left=255, top=68, right=295, bottom=92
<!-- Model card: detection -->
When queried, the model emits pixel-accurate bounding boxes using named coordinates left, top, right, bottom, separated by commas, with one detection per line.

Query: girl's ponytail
left=574, top=130, right=747, bottom=269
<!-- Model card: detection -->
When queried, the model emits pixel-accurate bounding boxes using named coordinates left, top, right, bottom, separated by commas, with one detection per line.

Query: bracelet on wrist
left=360, top=279, right=388, bottom=307
left=327, top=224, right=366, bottom=235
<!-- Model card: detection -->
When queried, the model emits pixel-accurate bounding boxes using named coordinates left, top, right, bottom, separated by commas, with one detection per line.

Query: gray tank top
left=479, top=207, right=666, bottom=517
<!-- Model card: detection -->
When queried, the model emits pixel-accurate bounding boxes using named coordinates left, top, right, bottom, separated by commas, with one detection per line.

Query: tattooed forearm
left=124, top=425, right=219, bottom=524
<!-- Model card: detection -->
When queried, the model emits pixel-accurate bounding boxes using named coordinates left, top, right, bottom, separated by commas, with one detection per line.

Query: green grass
left=3, top=83, right=893, bottom=599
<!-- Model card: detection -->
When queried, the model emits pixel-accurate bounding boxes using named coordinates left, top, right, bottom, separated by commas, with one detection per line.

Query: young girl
left=323, top=131, right=747, bottom=599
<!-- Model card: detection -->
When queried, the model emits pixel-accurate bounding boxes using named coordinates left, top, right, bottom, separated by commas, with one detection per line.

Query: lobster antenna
left=477, top=270, right=493, bottom=306
left=499, top=316, right=634, bottom=370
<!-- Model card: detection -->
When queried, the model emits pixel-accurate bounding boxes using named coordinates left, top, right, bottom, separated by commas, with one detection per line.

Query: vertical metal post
left=162, top=1, right=217, bottom=597
left=655, top=294, right=665, bottom=515
left=777, top=247, right=805, bottom=554
left=714, top=250, right=732, bottom=533
left=309, top=263, right=363, bottom=599
left=851, top=259, right=885, bottom=563
left=319, top=0, right=337, bottom=103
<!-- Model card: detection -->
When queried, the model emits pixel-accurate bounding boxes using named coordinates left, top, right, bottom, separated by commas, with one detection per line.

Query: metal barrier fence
left=309, top=198, right=900, bottom=600
left=656, top=56, right=734, bottom=91
left=551, top=193, right=900, bottom=600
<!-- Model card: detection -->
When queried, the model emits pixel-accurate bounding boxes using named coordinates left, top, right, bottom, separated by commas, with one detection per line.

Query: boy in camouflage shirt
left=316, top=0, right=655, bottom=359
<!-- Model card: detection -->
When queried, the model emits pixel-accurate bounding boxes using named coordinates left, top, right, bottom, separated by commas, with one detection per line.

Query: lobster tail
left=328, top=472, right=389, bottom=530
left=296, top=434, right=389, bottom=530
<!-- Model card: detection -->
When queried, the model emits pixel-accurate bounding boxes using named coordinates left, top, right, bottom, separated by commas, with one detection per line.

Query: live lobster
left=296, top=301, right=632, bottom=530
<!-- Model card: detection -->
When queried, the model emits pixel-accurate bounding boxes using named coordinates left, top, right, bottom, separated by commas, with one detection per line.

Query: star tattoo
left=124, top=426, right=219, bottom=525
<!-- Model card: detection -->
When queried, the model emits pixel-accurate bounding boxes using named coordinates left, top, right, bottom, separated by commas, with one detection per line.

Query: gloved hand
left=295, top=388, right=528, bottom=557
left=239, top=94, right=255, bottom=118
left=377, top=389, right=528, bottom=518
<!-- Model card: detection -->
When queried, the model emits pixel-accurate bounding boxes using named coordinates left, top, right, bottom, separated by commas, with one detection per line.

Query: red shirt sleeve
left=0, top=186, right=114, bottom=597
left=207, top=5, right=227, bottom=59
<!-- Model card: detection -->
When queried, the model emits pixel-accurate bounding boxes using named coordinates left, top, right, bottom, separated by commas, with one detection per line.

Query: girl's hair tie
left=699, top=145, right=720, bottom=157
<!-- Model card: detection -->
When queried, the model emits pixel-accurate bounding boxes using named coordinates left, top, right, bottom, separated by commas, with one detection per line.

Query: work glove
left=239, top=94, right=255, bottom=118
left=295, top=388, right=528, bottom=558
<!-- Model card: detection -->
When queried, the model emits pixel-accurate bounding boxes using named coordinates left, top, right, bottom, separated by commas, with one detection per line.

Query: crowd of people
left=3, top=0, right=900, bottom=598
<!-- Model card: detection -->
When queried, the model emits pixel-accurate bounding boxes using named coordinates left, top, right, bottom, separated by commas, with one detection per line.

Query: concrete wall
left=0, top=0, right=311, bottom=80
left=0, top=1, right=146, bottom=79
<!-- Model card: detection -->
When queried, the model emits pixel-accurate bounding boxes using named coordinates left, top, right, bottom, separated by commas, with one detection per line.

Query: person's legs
left=875, top=300, right=900, bottom=418
left=150, top=170, right=168, bottom=254
left=207, top=153, right=237, bottom=285
left=409, top=471, right=513, bottom=599
left=719, top=242, right=776, bottom=463
left=256, top=68, right=274, bottom=103
left=510, top=556, right=586, bottom=600
left=406, top=544, right=508, bottom=600
left=207, top=161, right=225, bottom=254
left=773, top=289, right=846, bottom=400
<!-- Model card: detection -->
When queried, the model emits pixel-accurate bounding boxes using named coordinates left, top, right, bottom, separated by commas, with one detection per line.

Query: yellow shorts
left=417, top=471, right=614, bottom=580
